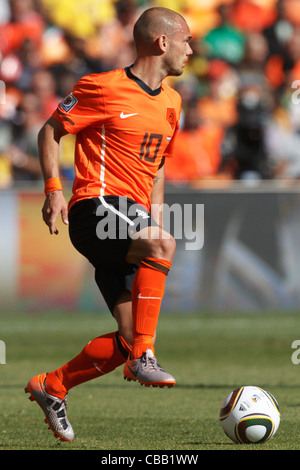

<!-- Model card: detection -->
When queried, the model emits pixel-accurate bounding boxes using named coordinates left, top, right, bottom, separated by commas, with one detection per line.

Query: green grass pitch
left=1, top=311, right=300, bottom=450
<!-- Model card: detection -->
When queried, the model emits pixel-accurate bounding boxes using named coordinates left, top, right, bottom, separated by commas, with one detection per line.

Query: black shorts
left=68, top=196, right=158, bottom=314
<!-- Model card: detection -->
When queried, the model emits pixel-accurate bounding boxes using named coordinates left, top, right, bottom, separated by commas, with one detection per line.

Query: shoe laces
left=141, top=350, right=158, bottom=371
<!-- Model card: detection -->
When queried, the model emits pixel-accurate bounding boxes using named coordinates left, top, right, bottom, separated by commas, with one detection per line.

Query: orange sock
left=131, top=257, right=172, bottom=359
left=45, top=332, right=131, bottom=399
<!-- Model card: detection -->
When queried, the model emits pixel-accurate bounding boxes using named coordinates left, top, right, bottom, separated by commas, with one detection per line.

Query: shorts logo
left=136, top=208, right=150, bottom=219
left=59, top=93, right=78, bottom=113
left=166, top=107, right=176, bottom=129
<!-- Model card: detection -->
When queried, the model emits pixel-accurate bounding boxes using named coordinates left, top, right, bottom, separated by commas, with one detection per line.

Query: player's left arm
left=150, top=156, right=165, bottom=227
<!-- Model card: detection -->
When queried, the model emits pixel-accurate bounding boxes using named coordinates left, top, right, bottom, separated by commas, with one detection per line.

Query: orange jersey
left=52, top=67, right=181, bottom=211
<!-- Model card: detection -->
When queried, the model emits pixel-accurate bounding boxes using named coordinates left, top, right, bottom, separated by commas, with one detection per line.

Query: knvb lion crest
left=166, top=107, right=176, bottom=129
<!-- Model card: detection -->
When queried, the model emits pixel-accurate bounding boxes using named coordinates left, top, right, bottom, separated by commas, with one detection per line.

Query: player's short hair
left=133, top=7, right=185, bottom=50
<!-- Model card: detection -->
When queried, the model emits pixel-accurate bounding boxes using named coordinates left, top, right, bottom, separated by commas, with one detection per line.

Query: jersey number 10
left=139, top=132, right=163, bottom=162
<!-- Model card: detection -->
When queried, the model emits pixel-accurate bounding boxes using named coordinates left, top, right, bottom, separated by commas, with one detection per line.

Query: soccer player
left=25, top=7, right=193, bottom=442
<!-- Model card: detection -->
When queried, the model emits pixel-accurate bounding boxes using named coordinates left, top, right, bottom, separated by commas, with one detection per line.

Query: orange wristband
left=44, top=177, right=63, bottom=195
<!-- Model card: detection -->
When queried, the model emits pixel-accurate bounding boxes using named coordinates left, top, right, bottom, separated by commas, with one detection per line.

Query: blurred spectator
left=39, top=0, right=115, bottom=39
left=0, top=0, right=44, bottom=89
left=264, top=65, right=300, bottom=180
left=0, top=0, right=44, bottom=57
left=2, top=0, right=300, bottom=187
left=196, top=59, right=239, bottom=130
left=6, top=92, right=43, bottom=182
left=47, top=33, right=108, bottom=95
left=31, top=69, right=61, bottom=120
left=230, top=0, right=278, bottom=33
left=282, top=0, right=300, bottom=28
left=165, top=103, right=225, bottom=183
left=220, top=85, right=273, bottom=180
left=96, top=0, right=138, bottom=69
left=264, top=110, right=300, bottom=180
left=263, top=0, right=294, bottom=59
left=239, top=31, right=270, bottom=89
left=0, top=116, right=13, bottom=188
left=203, top=2, right=246, bottom=65
left=0, top=0, right=10, bottom=24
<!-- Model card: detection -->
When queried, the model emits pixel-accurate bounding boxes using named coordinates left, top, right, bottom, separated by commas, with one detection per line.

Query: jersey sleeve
left=52, top=74, right=104, bottom=134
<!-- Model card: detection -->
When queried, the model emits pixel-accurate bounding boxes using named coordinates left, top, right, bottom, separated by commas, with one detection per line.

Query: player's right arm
left=38, top=116, right=69, bottom=235
left=40, top=74, right=104, bottom=234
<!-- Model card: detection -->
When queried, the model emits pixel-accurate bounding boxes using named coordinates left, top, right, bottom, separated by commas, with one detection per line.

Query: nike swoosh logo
left=120, top=112, right=139, bottom=119
left=138, top=294, right=161, bottom=300
left=127, top=363, right=136, bottom=378
left=93, top=362, right=103, bottom=373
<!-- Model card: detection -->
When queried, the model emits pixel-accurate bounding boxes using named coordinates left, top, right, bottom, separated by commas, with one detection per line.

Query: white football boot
left=25, top=373, right=74, bottom=442
left=124, top=349, right=175, bottom=387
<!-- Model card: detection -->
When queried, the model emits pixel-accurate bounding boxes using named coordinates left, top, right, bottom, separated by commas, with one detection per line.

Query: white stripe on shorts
left=98, top=196, right=135, bottom=226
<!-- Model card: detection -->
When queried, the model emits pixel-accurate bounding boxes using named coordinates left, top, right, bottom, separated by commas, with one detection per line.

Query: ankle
left=131, top=335, right=154, bottom=359
left=45, top=371, right=67, bottom=399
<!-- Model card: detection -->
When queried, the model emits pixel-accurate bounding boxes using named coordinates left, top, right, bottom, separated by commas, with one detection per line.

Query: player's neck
left=130, top=60, right=165, bottom=91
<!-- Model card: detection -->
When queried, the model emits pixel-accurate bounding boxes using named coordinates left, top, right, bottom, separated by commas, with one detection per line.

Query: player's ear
left=157, top=34, right=167, bottom=52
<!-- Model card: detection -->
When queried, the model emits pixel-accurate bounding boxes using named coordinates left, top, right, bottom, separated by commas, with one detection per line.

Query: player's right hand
left=42, top=191, right=69, bottom=235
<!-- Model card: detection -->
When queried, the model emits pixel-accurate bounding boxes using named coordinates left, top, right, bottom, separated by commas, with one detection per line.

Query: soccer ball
left=219, top=386, right=280, bottom=444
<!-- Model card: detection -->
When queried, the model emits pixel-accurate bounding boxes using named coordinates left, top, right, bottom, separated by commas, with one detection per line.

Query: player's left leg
left=25, top=373, right=74, bottom=442
left=123, top=226, right=176, bottom=387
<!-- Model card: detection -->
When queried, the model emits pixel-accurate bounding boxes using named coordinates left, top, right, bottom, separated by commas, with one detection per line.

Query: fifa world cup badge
left=60, top=93, right=78, bottom=113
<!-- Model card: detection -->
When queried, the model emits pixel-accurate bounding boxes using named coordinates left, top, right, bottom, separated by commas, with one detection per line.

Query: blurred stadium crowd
left=1, top=0, right=300, bottom=189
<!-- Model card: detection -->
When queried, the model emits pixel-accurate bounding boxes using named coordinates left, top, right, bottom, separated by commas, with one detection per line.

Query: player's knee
left=149, top=235, right=176, bottom=261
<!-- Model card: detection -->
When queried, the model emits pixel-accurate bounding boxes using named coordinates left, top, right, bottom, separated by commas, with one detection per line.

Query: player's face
left=164, top=20, right=193, bottom=76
